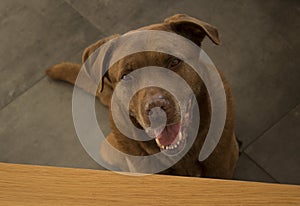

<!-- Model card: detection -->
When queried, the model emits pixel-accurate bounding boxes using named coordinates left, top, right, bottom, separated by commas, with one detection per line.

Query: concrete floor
left=0, top=0, right=299, bottom=184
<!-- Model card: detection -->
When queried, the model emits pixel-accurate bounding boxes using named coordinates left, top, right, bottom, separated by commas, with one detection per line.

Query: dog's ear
left=82, top=34, right=120, bottom=63
left=164, top=14, right=220, bottom=46
left=82, top=34, right=120, bottom=106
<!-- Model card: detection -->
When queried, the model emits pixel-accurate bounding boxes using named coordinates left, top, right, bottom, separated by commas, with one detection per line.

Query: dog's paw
left=46, top=63, right=64, bottom=80
left=46, top=62, right=81, bottom=82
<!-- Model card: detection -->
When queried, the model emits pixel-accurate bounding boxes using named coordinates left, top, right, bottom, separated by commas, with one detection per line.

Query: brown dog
left=46, top=14, right=239, bottom=178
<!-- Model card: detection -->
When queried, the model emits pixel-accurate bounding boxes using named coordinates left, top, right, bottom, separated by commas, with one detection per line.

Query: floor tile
left=233, top=153, right=276, bottom=183
left=65, top=0, right=175, bottom=35
left=245, top=104, right=300, bottom=185
left=0, top=0, right=101, bottom=110
left=0, top=77, right=109, bottom=169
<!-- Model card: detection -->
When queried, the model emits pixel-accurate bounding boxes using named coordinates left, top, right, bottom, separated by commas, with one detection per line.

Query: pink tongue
left=157, top=123, right=181, bottom=146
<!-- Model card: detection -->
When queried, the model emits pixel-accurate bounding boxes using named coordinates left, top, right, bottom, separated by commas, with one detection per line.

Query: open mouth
left=146, top=97, right=194, bottom=155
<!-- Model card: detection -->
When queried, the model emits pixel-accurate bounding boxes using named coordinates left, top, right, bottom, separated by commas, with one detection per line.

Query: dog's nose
left=145, top=96, right=170, bottom=116
left=144, top=96, right=170, bottom=128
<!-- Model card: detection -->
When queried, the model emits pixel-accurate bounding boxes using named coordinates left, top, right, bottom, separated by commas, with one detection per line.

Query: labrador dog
left=46, top=14, right=239, bottom=178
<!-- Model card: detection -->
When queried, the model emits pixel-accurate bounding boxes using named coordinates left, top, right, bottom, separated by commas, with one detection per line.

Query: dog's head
left=83, top=14, right=220, bottom=154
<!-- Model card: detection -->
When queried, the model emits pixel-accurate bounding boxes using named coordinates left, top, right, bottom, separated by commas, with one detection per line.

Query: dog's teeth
left=155, top=138, right=164, bottom=149
left=174, top=144, right=178, bottom=148
left=178, top=132, right=183, bottom=141
left=155, top=138, right=160, bottom=145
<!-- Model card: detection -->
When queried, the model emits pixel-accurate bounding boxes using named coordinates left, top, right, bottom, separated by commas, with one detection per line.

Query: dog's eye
left=121, top=74, right=132, bottom=81
left=168, top=58, right=182, bottom=68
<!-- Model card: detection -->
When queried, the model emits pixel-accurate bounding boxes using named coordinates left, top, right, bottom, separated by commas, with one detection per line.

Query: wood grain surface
left=0, top=163, right=299, bottom=205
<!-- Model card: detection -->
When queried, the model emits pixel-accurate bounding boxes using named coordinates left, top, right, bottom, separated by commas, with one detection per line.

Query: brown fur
left=46, top=14, right=239, bottom=178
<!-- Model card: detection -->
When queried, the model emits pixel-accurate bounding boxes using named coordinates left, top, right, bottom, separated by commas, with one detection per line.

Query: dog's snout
left=145, top=96, right=170, bottom=116
left=137, top=89, right=181, bottom=127
left=144, top=96, right=170, bottom=128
